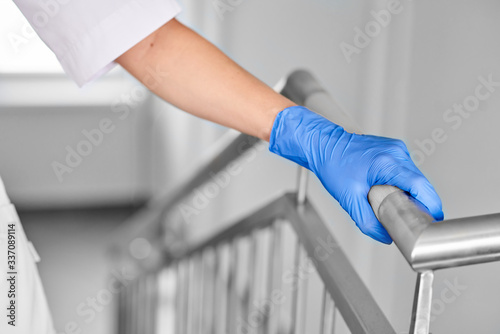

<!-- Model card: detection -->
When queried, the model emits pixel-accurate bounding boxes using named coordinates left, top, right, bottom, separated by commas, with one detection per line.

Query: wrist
left=261, top=99, right=297, bottom=141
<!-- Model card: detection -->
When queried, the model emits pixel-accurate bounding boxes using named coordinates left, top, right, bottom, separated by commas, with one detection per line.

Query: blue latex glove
left=269, top=106, right=444, bottom=244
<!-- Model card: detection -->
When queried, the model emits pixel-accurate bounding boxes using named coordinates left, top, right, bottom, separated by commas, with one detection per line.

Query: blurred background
left=1, top=0, right=500, bottom=333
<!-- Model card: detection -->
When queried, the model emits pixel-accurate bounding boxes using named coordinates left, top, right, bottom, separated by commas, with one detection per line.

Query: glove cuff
left=269, top=106, right=311, bottom=168
left=269, top=106, right=339, bottom=170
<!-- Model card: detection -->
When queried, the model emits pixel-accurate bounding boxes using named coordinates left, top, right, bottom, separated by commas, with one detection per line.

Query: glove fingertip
left=408, top=180, right=444, bottom=222
left=368, top=226, right=393, bottom=244
left=432, top=209, right=444, bottom=222
left=353, top=201, right=393, bottom=244
left=414, top=197, right=444, bottom=222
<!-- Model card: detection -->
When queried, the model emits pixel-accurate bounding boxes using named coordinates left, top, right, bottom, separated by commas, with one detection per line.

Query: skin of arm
left=116, top=18, right=296, bottom=141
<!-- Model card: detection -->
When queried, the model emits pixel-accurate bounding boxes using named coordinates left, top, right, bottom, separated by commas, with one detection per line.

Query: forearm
left=116, top=19, right=295, bottom=141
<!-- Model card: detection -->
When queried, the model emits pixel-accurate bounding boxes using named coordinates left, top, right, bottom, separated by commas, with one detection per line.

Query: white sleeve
left=13, top=0, right=182, bottom=87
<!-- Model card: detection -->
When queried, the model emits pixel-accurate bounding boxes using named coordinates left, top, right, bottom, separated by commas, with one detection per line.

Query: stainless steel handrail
left=109, top=129, right=260, bottom=256
left=282, top=70, right=500, bottom=272
left=376, top=189, right=500, bottom=271
left=110, top=72, right=403, bottom=334
left=114, top=70, right=500, bottom=273
left=111, top=69, right=500, bottom=334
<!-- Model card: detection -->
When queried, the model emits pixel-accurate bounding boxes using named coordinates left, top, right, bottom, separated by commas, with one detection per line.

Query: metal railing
left=110, top=70, right=500, bottom=334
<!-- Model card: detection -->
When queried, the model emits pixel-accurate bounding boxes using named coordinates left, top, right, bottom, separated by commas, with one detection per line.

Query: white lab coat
left=0, top=178, right=55, bottom=334
left=13, top=0, right=181, bottom=86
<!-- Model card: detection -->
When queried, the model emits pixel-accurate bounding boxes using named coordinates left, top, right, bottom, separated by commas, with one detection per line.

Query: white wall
left=0, top=73, right=154, bottom=209
left=0, top=1, right=158, bottom=209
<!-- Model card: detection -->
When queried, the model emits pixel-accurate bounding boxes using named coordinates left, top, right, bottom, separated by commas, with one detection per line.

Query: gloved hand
left=269, top=106, right=443, bottom=244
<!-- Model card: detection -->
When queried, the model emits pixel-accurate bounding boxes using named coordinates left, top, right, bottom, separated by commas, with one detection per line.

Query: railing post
left=296, top=166, right=309, bottom=206
left=409, top=271, right=434, bottom=334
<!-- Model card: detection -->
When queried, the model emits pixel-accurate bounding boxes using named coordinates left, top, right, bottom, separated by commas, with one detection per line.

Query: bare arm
left=116, top=19, right=295, bottom=141
left=116, top=18, right=445, bottom=244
